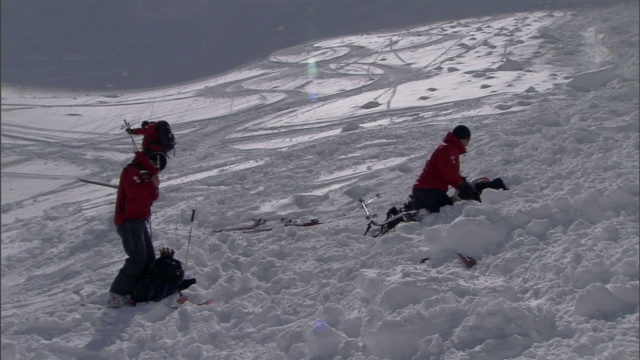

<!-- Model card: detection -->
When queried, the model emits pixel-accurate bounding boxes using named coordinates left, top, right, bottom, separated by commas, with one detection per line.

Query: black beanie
left=148, top=152, right=168, bottom=171
left=452, top=125, right=471, bottom=140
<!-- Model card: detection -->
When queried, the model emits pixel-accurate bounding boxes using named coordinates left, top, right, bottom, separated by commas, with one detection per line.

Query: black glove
left=159, top=247, right=175, bottom=258
left=457, top=181, right=482, bottom=202
left=126, top=128, right=134, bottom=135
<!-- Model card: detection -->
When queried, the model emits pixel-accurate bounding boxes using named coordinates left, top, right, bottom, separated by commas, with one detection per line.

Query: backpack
left=152, top=120, right=176, bottom=154
left=131, top=256, right=190, bottom=303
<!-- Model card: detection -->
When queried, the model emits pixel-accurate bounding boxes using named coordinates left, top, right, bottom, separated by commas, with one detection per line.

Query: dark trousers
left=109, top=219, right=156, bottom=296
left=412, top=188, right=453, bottom=213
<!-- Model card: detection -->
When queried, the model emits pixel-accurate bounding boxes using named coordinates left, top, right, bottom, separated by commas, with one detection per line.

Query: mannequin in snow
left=107, top=151, right=167, bottom=308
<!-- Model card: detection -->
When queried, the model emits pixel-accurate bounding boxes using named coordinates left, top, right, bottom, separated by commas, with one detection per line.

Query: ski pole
left=183, top=209, right=196, bottom=273
left=123, top=119, right=139, bottom=152
left=360, top=200, right=373, bottom=219
left=355, top=193, right=380, bottom=219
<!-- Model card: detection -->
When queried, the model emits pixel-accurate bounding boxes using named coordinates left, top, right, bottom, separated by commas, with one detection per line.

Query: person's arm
left=135, top=124, right=157, bottom=136
left=121, top=165, right=159, bottom=201
left=434, top=147, right=464, bottom=189
left=127, top=125, right=156, bottom=136
left=123, top=152, right=160, bottom=200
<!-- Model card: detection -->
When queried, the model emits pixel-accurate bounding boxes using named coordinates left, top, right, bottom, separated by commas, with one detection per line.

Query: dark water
left=1, top=0, right=627, bottom=90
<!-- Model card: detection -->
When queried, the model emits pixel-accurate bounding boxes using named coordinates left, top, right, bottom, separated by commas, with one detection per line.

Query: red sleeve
left=132, top=125, right=157, bottom=136
left=433, top=146, right=464, bottom=189
left=121, top=166, right=159, bottom=201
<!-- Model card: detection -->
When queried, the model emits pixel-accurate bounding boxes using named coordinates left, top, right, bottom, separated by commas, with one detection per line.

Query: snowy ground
left=2, top=3, right=639, bottom=360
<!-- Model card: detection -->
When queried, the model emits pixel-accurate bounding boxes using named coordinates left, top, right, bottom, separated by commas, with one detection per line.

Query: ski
left=196, top=297, right=216, bottom=306
left=88, top=293, right=214, bottom=310
left=282, top=218, right=322, bottom=227
left=418, top=254, right=477, bottom=268
left=171, top=295, right=215, bottom=308
left=175, top=295, right=189, bottom=305
left=245, top=218, right=322, bottom=233
left=78, top=177, right=118, bottom=189
left=213, top=218, right=268, bottom=233
left=213, top=218, right=322, bottom=233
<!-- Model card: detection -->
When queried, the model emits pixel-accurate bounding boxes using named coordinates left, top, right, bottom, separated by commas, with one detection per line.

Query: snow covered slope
left=2, top=4, right=638, bottom=360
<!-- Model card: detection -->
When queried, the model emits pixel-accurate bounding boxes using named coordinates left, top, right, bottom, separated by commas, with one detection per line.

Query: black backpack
left=153, top=120, right=176, bottom=154
left=131, top=257, right=188, bottom=303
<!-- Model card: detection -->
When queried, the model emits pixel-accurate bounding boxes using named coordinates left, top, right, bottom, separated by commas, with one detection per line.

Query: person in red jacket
left=412, top=125, right=479, bottom=213
left=126, top=121, right=164, bottom=154
left=107, top=151, right=167, bottom=308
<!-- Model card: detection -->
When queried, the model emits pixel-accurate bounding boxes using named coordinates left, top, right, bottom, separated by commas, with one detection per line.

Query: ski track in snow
left=1, top=5, right=639, bottom=360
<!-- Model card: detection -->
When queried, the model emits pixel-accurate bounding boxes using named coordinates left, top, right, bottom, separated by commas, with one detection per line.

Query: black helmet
left=148, top=152, right=167, bottom=171
left=452, top=125, right=471, bottom=140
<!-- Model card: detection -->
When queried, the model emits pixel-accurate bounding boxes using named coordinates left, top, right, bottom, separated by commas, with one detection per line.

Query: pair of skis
left=172, top=295, right=215, bottom=308
left=210, top=193, right=381, bottom=234
left=95, top=294, right=216, bottom=310
left=212, top=218, right=322, bottom=233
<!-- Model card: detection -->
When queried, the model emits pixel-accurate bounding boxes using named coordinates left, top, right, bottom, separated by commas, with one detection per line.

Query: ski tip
left=467, top=257, right=477, bottom=268
left=198, top=297, right=215, bottom=306
left=457, top=253, right=477, bottom=268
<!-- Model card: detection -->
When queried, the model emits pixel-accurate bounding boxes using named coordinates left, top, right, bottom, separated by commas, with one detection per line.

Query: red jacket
left=114, top=152, right=160, bottom=227
left=132, top=123, right=163, bottom=153
left=413, top=132, right=467, bottom=192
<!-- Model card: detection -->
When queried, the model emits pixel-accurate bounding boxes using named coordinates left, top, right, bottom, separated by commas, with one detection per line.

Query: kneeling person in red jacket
left=412, top=125, right=479, bottom=213
left=107, top=151, right=167, bottom=308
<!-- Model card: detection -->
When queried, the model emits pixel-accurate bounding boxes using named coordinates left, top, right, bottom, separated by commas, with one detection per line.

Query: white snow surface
left=2, top=5, right=639, bottom=360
